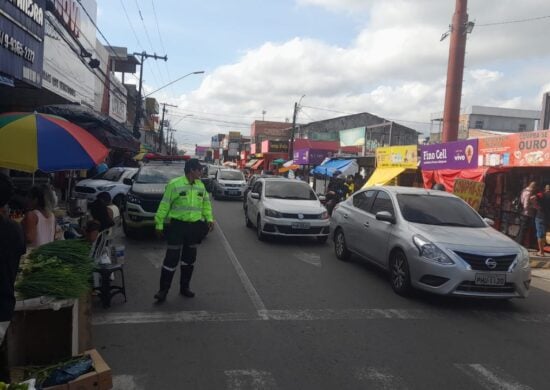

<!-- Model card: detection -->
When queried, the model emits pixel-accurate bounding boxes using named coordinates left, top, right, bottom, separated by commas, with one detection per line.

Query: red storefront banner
left=478, top=130, right=550, bottom=167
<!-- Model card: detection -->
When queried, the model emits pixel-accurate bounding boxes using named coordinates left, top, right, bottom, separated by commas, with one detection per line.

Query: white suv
left=73, top=167, right=138, bottom=207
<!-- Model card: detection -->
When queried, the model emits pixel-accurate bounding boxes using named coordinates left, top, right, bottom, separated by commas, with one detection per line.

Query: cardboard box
left=11, top=349, right=112, bottom=390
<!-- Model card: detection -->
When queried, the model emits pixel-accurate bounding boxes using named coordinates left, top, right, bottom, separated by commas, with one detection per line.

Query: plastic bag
left=41, top=357, right=93, bottom=387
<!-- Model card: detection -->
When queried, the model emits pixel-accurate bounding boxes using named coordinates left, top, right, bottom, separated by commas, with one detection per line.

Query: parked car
left=330, top=186, right=531, bottom=298
left=72, top=167, right=138, bottom=207
left=245, top=178, right=330, bottom=242
left=243, top=174, right=276, bottom=209
left=122, top=160, right=185, bottom=237
left=212, top=169, right=247, bottom=200
left=201, top=164, right=221, bottom=192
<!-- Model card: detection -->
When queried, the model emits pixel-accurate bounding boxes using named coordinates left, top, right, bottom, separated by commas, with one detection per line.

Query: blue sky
left=96, top=0, right=550, bottom=151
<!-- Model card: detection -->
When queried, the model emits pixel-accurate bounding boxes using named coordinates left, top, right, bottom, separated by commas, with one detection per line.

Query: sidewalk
left=531, top=268, right=550, bottom=281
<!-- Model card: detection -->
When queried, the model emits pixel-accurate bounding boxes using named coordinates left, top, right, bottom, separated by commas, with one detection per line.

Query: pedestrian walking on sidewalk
left=154, top=159, right=214, bottom=303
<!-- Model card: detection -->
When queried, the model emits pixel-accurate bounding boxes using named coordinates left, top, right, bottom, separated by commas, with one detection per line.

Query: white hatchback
left=245, top=178, right=330, bottom=242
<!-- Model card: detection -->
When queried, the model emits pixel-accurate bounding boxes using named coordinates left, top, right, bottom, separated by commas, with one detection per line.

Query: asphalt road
left=93, top=199, right=550, bottom=390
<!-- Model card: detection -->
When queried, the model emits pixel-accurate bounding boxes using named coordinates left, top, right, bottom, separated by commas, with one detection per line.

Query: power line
left=76, top=0, right=119, bottom=59
left=151, top=0, right=176, bottom=97
left=119, top=0, right=143, bottom=49
left=477, top=14, right=550, bottom=27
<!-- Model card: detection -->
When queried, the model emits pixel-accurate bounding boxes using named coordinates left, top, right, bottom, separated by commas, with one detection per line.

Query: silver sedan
left=330, top=186, right=531, bottom=299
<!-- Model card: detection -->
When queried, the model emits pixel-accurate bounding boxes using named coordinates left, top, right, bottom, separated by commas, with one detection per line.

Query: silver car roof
left=366, top=185, right=457, bottom=197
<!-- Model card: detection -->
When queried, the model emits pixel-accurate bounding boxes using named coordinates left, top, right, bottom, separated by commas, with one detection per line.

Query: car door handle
left=343, top=214, right=349, bottom=219
left=363, top=222, right=369, bottom=228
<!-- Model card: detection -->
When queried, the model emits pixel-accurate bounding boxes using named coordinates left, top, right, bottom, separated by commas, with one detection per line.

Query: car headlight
left=321, top=211, right=329, bottom=219
left=265, top=208, right=283, bottom=218
left=519, top=247, right=530, bottom=269
left=413, top=235, right=455, bottom=265
left=126, top=192, right=141, bottom=205
left=97, top=185, right=115, bottom=191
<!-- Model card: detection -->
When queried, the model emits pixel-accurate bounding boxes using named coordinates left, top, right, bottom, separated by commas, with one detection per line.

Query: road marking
left=293, top=250, right=322, bottom=267
left=93, top=311, right=258, bottom=325
left=356, top=367, right=409, bottom=390
left=455, top=364, right=533, bottom=390
left=216, top=224, right=268, bottom=319
left=93, top=308, right=550, bottom=325
left=143, top=251, right=162, bottom=269
left=113, top=375, right=143, bottom=390
left=225, top=370, right=278, bottom=390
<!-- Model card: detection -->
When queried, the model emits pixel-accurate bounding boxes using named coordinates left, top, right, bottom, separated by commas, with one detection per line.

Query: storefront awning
left=421, top=167, right=509, bottom=192
left=251, top=159, right=264, bottom=170
left=363, top=167, right=406, bottom=188
left=245, top=159, right=258, bottom=168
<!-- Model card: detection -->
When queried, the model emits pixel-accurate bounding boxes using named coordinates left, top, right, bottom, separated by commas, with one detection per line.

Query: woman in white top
left=22, top=185, right=57, bottom=247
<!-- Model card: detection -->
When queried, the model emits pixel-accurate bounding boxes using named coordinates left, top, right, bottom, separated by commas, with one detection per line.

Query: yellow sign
left=453, top=179, right=485, bottom=211
left=376, top=145, right=418, bottom=168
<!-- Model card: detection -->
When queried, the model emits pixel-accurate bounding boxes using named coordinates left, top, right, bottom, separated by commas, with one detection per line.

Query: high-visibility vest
left=155, top=175, right=213, bottom=230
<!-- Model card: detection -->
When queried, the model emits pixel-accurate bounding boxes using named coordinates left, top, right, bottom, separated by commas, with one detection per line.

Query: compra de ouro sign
left=0, top=0, right=46, bottom=87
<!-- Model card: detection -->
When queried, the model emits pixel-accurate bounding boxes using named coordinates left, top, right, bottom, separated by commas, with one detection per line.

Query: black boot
left=180, top=265, right=195, bottom=298
left=154, top=268, right=175, bottom=303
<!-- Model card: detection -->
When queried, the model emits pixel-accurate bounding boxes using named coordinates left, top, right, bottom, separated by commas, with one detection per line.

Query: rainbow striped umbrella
left=0, top=112, right=108, bottom=172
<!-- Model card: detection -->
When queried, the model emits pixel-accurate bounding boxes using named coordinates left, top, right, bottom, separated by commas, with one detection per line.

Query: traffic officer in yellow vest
left=154, top=159, right=214, bottom=303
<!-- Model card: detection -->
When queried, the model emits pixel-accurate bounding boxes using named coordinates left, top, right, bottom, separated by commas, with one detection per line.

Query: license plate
left=475, top=273, right=506, bottom=286
left=228, top=191, right=240, bottom=195
left=291, top=222, right=310, bottom=229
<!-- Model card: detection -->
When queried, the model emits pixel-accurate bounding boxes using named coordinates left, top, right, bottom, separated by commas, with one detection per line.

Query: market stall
left=363, top=145, right=420, bottom=188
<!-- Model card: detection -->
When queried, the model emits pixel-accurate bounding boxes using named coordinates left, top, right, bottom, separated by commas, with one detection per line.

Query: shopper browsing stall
left=0, top=173, right=26, bottom=341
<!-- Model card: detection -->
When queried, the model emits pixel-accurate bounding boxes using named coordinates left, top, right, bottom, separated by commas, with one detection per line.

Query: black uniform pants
left=159, top=220, right=209, bottom=292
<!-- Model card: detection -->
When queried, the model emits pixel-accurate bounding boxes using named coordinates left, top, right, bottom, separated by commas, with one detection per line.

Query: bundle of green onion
left=16, top=240, right=94, bottom=300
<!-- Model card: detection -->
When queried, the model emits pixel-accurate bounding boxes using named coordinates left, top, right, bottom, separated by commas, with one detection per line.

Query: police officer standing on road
left=154, top=159, right=214, bottom=303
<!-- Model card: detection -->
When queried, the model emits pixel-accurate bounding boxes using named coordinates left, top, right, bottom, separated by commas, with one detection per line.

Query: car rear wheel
left=334, top=228, right=351, bottom=261
left=390, top=250, right=412, bottom=296
left=256, top=216, right=266, bottom=241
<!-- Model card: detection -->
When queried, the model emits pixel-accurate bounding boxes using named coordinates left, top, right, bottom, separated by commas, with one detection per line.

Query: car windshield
left=94, top=168, right=123, bottom=182
left=265, top=181, right=317, bottom=200
left=135, top=165, right=185, bottom=183
left=220, top=171, right=244, bottom=180
left=397, top=194, right=486, bottom=228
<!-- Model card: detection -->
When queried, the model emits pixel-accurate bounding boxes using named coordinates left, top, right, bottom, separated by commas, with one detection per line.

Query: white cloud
left=166, top=0, right=550, bottom=149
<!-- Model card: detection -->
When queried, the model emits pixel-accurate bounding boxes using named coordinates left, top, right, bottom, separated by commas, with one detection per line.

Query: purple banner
left=420, top=139, right=478, bottom=170
left=294, top=148, right=333, bottom=165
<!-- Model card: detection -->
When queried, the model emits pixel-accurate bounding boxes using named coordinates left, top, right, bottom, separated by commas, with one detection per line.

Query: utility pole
left=132, top=51, right=168, bottom=139
left=289, top=102, right=298, bottom=161
left=158, top=102, right=177, bottom=153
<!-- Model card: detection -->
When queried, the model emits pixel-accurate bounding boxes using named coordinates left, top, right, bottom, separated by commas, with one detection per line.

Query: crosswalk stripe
left=356, top=367, right=409, bottom=390
left=454, top=364, right=533, bottom=390
left=93, top=308, right=550, bottom=325
left=225, top=370, right=278, bottom=390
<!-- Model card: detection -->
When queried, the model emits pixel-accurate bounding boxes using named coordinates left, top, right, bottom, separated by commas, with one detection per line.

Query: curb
left=529, top=259, right=550, bottom=269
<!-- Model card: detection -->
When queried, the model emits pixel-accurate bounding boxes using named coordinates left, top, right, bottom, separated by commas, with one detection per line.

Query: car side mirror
left=483, top=217, right=495, bottom=226
left=318, top=195, right=326, bottom=202
left=376, top=211, right=395, bottom=224
left=251, top=192, right=260, bottom=200
left=123, top=178, right=133, bottom=185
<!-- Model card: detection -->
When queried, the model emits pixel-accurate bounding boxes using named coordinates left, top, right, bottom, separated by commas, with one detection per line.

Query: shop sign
left=420, top=140, right=478, bottom=170
left=228, top=131, right=241, bottom=141
left=478, top=130, right=550, bottom=167
left=376, top=145, right=418, bottom=168
left=0, top=0, right=45, bottom=87
left=339, top=127, right=365, bottom=147
left=47, top=0, right=81, bottom=39
left=294, top=148, right=332, bottom=165
left=453, top=179, right=485, bottom=211
left=42, top=0, right=96, bottom=105
left=262, top=140, right=288, bottom=153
